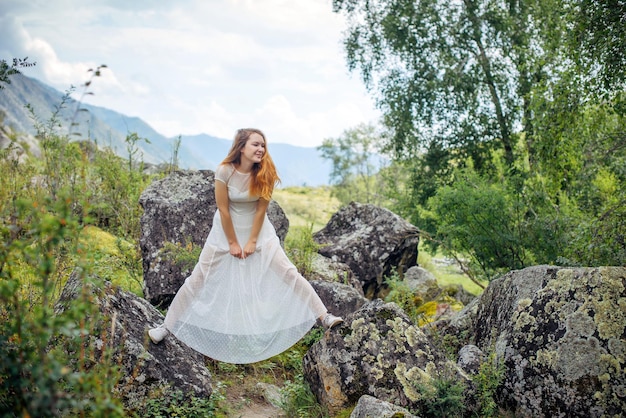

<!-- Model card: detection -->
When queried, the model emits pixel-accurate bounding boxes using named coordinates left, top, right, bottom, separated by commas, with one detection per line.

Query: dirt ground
left=217, top=373, right=287, bottom=418
left=236, top=402, right=285, bottom=418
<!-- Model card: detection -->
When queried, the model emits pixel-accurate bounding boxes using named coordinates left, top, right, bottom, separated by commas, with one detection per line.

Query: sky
left=0, top=0, right=380, bottom=147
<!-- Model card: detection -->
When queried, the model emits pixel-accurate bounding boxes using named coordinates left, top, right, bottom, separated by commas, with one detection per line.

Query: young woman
left=148, top=128, right=343, bottom=364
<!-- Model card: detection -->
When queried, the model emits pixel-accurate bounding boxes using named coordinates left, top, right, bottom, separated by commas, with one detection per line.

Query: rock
left=0, top=125, right=40, bottom=162
left=457, top=345, right=484, bottom=375
left=403, top=266, right=441, bottom=301
left=139, top=170, right=289, bottom=307
left=350, top=395, right=419, bottom=418
left=313, top=202, right=419, bottom=298
left=310, top=280, right=368, bottom=319
left=302, top=299, right=470, bottom=415
left=55, top=269, right=213, bottom=409
left=308, top=253, right=363, bottom=296
left=427, top=296, right=480, bottom=354
left=255, top=382, right=283, bottom=408
left=472, top=266, right=626, bottom=417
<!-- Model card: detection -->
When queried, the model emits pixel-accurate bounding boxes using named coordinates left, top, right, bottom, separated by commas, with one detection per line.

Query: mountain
left=0, top=75, right=332, bottom=186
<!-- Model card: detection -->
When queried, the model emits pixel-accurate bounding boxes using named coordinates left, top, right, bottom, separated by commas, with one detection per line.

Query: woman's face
left=240, top=133, right=265, bottom=164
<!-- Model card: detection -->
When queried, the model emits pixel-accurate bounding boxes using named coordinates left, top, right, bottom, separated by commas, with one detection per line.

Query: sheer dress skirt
left=163, top=209, right=327, bottom=364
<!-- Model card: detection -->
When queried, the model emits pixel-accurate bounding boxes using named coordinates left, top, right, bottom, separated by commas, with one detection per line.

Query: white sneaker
left=322, top=313, right=344, bottom=329
left=148, top=324, right=169, bottom=344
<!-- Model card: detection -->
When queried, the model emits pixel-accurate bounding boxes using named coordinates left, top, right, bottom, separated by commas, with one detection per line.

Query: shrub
left=472, top=352, right=506, bottom=417
left=412, top=369, right=466, bottom=418
left=0, top=192, right=124, bottom=417
left=279, top=373, right=328, bottom=418
left=140, top=387, right=225, bottom=418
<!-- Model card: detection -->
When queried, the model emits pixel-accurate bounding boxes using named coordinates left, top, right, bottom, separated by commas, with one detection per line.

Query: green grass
left=79, top=226, right=144, bottom=296
left=417, top=245, right=486, bottom=296
left=273, top=186, right=341, bottom=232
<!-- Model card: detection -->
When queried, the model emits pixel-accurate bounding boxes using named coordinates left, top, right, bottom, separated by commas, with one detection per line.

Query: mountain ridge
left=0, top=75, right=332, bottom=186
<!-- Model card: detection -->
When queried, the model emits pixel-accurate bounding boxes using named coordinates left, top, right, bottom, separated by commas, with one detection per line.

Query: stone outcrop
left=0, top=124, right=40, bottom=162
left=308, top=253, right=363, bottom=295
left=350, top=395, right=418, bottom=418
left=55, top=270, right=213, bottom=409
left=450, top=265, right=626, bottom=417
left=313, top=202, right=420, bottom=298
left=139, top=170, right=288, bottom=307
left=309, top=280, right=368, bottom=319
left=303, top=299, right=471, bottom=415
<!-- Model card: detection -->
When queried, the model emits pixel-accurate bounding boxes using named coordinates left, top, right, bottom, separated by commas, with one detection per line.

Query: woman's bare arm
left=242, top=197, right=270, bottom=258
left=215, top=180, right=243, bottom=258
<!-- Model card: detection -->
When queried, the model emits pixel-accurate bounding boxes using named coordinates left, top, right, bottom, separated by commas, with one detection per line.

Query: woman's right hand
left=229, top=242, right=243, bottom=258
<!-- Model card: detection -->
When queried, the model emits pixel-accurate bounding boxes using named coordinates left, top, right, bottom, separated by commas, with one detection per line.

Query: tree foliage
left=570, top=0, right=626, bottom=95
left=333, top=0, right=568, bottom=168
left=332, top=0, right=626, bottom=279
left=318, top=123, right=387, bottom=205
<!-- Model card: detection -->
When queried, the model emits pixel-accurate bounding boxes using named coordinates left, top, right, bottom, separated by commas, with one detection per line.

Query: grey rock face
left=308, top=253, right=363, bottom=295
left=470, top=266, right=626, bottom=417
left=457, top=345, right=484, bottom=375
left=350, top=395, right=419, bottom=418
left=309, top=280, right=368, bottom=318
left=139, top=170, right=288, bottom=307
left=0, top=125, right=40, bottom=162
left=55, top=270, right=213, bottom=409
left=313, top=202, right=419, bottom=298
left=302, top=299, right=469, bottom=415
left=403, top=266, right=441, bottom=301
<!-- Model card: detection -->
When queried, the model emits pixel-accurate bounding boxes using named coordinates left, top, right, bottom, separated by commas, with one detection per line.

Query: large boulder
left=309, top=280, right=368, bottom=319
left=313, top=202, right=420, bottom=298
left=471, top=266, right=626, bottom=417
left=139, top=170, right=289, bottom=307
left=302, top=299, right=471, bottom=415
left=55, top=270, right=213, bottom=410
left=308, top=253, right=363, bottom=296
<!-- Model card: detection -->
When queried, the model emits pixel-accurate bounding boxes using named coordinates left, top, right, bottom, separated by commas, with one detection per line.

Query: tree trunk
left=464, top=0, right=515, bottom=165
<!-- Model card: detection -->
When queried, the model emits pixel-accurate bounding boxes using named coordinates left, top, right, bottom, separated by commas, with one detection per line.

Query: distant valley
left=0, top=75, right=332, bottom=187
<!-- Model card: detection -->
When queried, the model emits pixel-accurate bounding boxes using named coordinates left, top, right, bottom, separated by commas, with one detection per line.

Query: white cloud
left=1, top=0, right=379, bottom=146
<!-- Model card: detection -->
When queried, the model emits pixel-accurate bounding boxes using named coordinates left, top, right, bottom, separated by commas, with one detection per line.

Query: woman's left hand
left=242, top=241, right=256, bottom=258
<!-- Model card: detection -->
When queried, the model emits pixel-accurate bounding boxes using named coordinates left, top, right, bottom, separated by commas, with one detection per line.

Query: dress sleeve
left=215, top=163, right=234, bottom=184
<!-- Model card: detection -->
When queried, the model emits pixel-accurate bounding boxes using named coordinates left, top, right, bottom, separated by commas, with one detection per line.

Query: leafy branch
left=0, top=57, right=36, bottom=90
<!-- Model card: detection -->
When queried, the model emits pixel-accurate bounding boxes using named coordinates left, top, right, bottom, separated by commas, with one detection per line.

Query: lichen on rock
left=303, top=300, right=470, bottom=415
left=468, top=266, right=626, bottom=417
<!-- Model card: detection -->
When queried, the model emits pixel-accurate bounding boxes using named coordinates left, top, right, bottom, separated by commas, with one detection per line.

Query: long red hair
left=221, top=128, right=280, bottom=200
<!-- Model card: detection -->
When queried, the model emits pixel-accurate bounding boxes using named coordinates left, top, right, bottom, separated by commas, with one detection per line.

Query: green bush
left=0, top=73, right=155, bottom=415
left=140, top=387, right=225, bottom=418
left=279, top=373, right=328, bottom=418
left=428, top=170, right=528, bottom=280
left=162, top=238, right=203, bottom=272
left=412, top=369, right=466, bottom=418
left=0, top=192, right=124, bottom=417
left=472, top=352, right=506, bottom=417
left=384, top=269, right=424, bottom=323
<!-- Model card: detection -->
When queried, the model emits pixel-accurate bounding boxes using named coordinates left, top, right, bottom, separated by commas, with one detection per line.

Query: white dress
left=163, top=163, right=327, bottom=364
